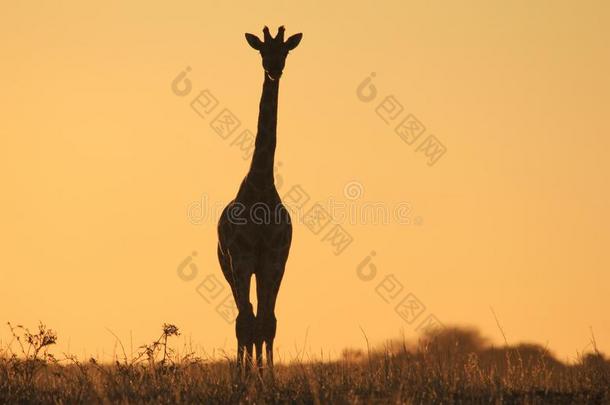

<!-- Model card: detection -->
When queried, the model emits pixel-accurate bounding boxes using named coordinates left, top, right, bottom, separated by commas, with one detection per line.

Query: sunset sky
left=1, top=1, right=608, bottom=362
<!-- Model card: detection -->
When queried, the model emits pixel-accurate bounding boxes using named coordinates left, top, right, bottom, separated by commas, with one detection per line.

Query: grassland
left=0, top=323, right=608, bottom=404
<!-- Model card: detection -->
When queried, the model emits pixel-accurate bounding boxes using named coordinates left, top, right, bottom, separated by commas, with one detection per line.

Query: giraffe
left=217, top=26, right=302, bottom=374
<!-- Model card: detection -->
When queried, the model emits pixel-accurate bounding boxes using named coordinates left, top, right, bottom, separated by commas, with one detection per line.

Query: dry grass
left=0, top=323, right=608, bottom=404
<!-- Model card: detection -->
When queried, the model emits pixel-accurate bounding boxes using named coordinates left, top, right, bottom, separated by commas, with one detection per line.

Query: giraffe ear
left=245, top=33, right=263, bottom=50
left=285, top=33, right=302, bottom=51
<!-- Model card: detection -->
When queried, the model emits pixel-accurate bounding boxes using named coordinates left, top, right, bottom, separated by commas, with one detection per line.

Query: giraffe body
left=217, top=26, right=302, bottom=373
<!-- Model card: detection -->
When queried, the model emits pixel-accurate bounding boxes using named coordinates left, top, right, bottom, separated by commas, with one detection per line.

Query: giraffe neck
left=247, top=73, right=279, bottom=190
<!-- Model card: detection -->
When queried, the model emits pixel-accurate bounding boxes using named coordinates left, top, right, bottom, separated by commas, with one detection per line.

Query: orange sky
left=1, top=1, right=609, bottom=362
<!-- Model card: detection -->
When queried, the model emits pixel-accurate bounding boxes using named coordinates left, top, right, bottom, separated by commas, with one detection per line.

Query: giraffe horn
left=263, top=26, right=271, bottom=42
left=276, top=26, right=285, bottom=42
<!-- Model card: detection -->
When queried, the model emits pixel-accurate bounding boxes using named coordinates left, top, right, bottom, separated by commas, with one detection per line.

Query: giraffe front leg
left=255, top=332, right=264, bottom=375
left=235, top=302, right=255, bottom=375
left=255, top=254, right=286, bottom=374
left=245, top=338, right=254, bottom=375
left=254, top=311, right=275, bottom=374
left=237, top=341, right=244, bottom=372
left=262, top=313, right=277, bottom=369
left=254, top=310, right=277, bottom=375
left=265, top=330, right=275, bottom=370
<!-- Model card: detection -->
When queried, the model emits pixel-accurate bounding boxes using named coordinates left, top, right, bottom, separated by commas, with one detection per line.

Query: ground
left=1, top=324, right=608, bottom=404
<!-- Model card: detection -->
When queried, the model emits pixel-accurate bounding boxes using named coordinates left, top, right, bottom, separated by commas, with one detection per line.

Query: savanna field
left=1, top=323, right=608, bottom=404
left=3, top=2, right=610, bottom=405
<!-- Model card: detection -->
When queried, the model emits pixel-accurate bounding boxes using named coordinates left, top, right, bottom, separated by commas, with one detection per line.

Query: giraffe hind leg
left=255, top=256, right=286, bottom=372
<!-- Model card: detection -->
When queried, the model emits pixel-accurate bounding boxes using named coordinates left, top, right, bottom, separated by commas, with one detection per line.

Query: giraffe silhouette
left=217, top=26, right=302, bottom=374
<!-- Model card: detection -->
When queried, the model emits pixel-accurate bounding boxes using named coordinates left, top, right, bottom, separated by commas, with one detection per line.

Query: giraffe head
left=245, top=26, right=302, bottom=81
